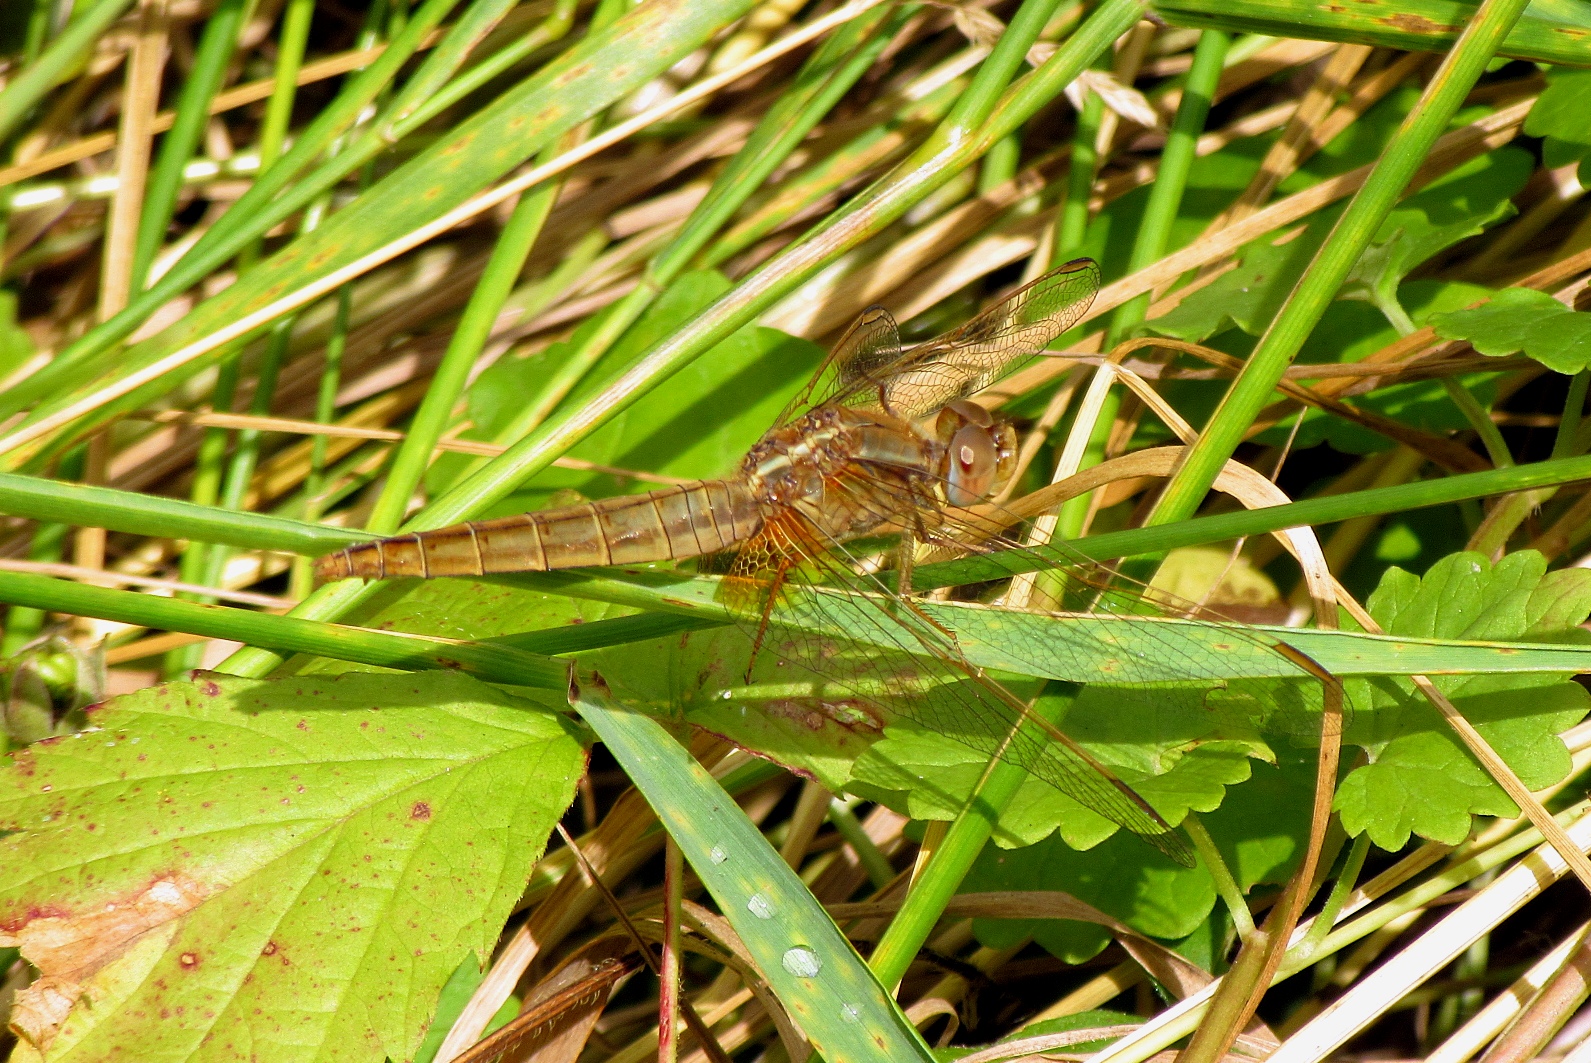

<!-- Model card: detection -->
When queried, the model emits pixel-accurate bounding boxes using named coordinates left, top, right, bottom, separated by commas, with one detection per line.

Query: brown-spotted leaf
left=0, top=670, right=584, bottom=1062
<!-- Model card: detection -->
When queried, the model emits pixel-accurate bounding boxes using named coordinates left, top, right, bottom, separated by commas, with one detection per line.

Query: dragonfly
left=316, top=258, right=1312, bottom=865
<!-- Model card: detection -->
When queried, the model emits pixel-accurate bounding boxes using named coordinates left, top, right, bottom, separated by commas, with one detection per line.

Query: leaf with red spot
left=0, top=670, right=585, bottom=1062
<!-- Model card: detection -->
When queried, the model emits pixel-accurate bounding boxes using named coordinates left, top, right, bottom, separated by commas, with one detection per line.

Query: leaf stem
left=1298, top=832, right=1372, bottom=962
left=1184, top=813, right=1256, bottom=941
left=1442, top=376, right=1513, bottom=470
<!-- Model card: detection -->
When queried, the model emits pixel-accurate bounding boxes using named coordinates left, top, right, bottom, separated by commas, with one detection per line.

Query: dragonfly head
left=935, top=400, right=1017, bottom=506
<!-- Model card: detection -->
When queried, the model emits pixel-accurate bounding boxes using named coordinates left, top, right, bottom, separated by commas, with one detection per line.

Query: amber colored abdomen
left=314, top=479, right=764, bottom=581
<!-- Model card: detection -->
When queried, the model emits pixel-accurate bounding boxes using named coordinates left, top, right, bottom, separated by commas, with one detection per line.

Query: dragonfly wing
left=775, top=306, right=902, bottom=426
left=878, top=258, right=1101, bottom=420
left=721, top=482, right=1194, bottom=865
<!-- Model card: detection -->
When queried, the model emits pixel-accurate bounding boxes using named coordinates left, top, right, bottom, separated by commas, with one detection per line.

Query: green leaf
left=962, top=758, right=1316, bottom=964
left=1341, top=149, right=1529, bottom=328
left=1524, top=66, right=1591, bottom=173
left=1429, top=286, right=1591, bottom=373
left=1335, top=551, right=1591, bottom=848
left=849, top=710, right=1262, bottom=850
left=964, top=827, right=1215, bottom=963
left=0, top=671, right=584, bottom=1062
left=593, top=624, right=885, bottom=797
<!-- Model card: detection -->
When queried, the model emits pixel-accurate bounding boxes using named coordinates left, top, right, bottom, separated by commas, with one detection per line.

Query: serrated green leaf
left=964, top=828, right=1215, bottom=963
left=1342, top=161, right=1524, bottom=326
left=1430, top=286, right=1591, bottom=373
left=1336, top=552, right=1591, bottom=848
left=0, top=671, right=584, bottom=1063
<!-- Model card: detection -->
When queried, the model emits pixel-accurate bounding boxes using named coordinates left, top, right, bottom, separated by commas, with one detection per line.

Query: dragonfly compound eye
left=945, top=422, right=998, bottom=506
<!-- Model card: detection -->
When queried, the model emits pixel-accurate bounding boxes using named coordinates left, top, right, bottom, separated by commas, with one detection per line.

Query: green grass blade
left=0, top=471, right=361, bottom=554
left=128, top=0, right=247, bottom=290
left=512, top=569, right=1591, bottom=681
left=1154, top=0, right=1591, bottom=65
left=0, top=0, right=471, bottom=423
left=0, top=570, right=566, bottom=688
left=573, top=680, right=936, bottom=1063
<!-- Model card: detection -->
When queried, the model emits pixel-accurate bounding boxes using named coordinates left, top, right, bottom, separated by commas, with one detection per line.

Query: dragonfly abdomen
left=314, top=479, right=765, bottom=581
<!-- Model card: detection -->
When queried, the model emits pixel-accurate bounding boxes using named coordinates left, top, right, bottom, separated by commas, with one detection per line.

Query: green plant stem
left=0, top=521, right=70, bottom=657
left=259, top=0, right=316, bottom=170
left=1184, top=812, right=1256, bottom=941
left=1556, top=370, right=1590, bottom=460
left=303, top=287, right=354, bottom=519
left=1055, top=86, right=1104, bottom=256
left=869, top=683, right=1074, bottom=992
left=418, top=0, right=1145, bottom=536
left=22, top=0, right=52, bottom=64
left=1147, top=0, right=1536, bottom=534
left=979, top=133, right=1022, bottom=194
left=0, top=570, right=565, bottom=688
left=10, top=451, right=1591, bottom=593
left=827, top=798, right=896, bottom=890
left=129, top=0, right=248, bottom=291
left=0, top=0, right=135, bottom=145
left=1056, top=29, right=1228, bottom=544
left=1298, top=832, right=1371, bottom=961
left=1469, top=370, right=1591, bottom=557
left=1442, top=376, right=1513, bottom=469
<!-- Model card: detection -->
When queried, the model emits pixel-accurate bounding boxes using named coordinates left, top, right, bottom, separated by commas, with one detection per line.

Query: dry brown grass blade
left=447, top=945, right=637, bottom=1063
left=98, top=0, right=165, bottom=321
left=1265, top=810, right=1591, bottom=1063
left=550, top=823, right=734, bottom=1063
left=1476, top=924, right=1591, bottom=1063
left=1102, top=336, right=1492, bottom=472
left=1425, top=920, right=1591, bottom=1063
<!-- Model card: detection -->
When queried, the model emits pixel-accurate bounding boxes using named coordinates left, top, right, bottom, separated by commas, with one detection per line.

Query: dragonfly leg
left=896, top=526, right=915, bottom=599
left=744, top=561, right=791, bottom=683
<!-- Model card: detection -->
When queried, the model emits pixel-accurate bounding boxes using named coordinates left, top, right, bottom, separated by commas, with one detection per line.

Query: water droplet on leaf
left=782, top=946, right=821, bottom=977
